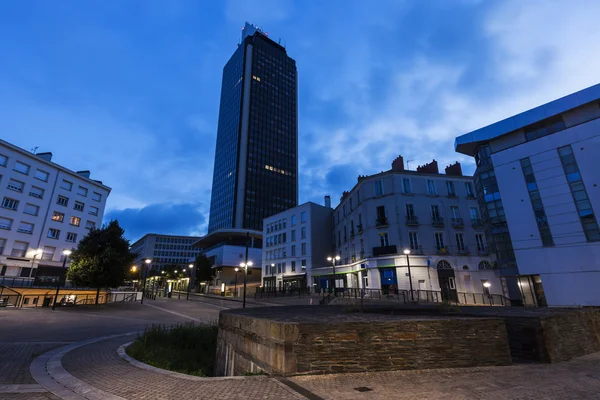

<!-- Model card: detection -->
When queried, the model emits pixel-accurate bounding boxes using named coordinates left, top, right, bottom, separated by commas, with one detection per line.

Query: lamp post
left=239, top=261, right=253, bottom=308
left=403, top=249, right=415, bottom=302
left=187, top=263, right=193, bottom=301
left=483, top=281, right=492, bottom=305
left=326, top=255, right=341, bottom=295
left=234, top=267, right=239, bottom=297
left=131, top=265, right=138, bottom=290
left=141, top=258, right=151, bottom=304
left=30, top=249, right=41, bottom=283
left=241, top=231, right=251, bottom=308
left=52, top=249, right=72, bottom=310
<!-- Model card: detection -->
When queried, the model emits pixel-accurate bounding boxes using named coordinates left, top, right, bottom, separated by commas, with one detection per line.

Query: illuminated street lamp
left=52, top=249, right=72, bottom=310
left=30, top=248, right=42, bottom=277
left=240, top=261, right=253, bottom=308
left=234, top=267, right=239, bottom=297
left=403, top=249, right=414, bottom=302
left=141, top=258, right=151, bottom=304
left=326, top=255, right=341, bottom=294
left=483, top=281, right=492, bottom=305
left=187, top=263, right=194, bottom=300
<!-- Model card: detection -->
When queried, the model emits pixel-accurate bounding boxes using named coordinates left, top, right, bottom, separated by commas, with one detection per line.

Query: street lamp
left=52, top=249, right=72, bottom=310
left=326, top=255, right=341, bottom=294
left=483, top=281, right=492, bottom=305
left=403, top=249, right=415, bottom=302
left=30, top=249, right=42, bottom=280
left=234, top=267, right=239, bottom=297
left=186, top=263, right=194, bottom=301
left=240, top=261, right=253, bottom=308
left=141, top=258, right=151, bottom=304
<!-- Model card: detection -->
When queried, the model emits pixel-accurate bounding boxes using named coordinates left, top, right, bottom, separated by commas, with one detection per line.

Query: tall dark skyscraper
left=208, top=23, right=298, bottom=233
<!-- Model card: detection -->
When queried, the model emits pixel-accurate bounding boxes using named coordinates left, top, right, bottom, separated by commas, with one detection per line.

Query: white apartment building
left=130, top=233, right=203, bottom=271
left=312, top=156, right=504, bottom=303
left=193, top=229, right=263, bottom=291
left=0, top=139, right=110, bottom=285
left=456, top=83, right=600, bottom=306
left=261, top=201, right=333, bottom=291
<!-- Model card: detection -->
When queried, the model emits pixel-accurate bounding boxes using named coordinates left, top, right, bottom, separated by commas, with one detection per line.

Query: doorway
left=437, top=268, right=458, bottom=302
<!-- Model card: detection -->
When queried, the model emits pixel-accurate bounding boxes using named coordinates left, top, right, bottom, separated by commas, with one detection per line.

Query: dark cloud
left=105, top=203, right=206, bottom=242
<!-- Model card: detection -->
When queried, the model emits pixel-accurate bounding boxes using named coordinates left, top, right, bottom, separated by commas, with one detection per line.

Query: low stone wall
left=215, top=306, right=512, bottom=376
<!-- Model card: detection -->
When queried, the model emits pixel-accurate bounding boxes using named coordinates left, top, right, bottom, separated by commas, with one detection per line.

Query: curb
left=117, top=341, right=251, bottom=381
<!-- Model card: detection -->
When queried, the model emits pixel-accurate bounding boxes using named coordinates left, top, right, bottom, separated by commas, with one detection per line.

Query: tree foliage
left=195, top=254, right=214, bottom=282
left=67, top=220, right=135, bottom=292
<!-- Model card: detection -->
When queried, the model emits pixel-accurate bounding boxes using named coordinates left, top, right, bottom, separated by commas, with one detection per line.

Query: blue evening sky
left=1, top=0, right=599, bottom=241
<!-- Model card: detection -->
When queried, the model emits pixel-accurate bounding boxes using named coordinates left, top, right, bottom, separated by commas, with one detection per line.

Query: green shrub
left=126, top=323, right=218, bottom=377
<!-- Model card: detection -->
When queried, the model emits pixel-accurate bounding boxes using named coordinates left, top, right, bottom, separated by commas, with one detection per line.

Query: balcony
left=373, top=245, right=397, bottom=257
left=376, top=217, right=389, bottom=227
left=452, top=218, right=464, bottom=228
left=432, top=217, right=444, bottom=227
left=405, top=215, right=419, bottom=226
left=471, top=218, right=483, bottom=228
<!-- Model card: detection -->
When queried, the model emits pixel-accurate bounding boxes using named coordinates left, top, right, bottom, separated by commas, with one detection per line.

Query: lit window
left=70, top=216, right=81, bottom=226
left=52, top=212, right=65, bottom=222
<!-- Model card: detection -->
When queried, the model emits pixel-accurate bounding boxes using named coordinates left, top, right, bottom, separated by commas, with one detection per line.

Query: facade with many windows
left=0, top=139, right=110, bottom=285
left=456, top=83, right=600, bottom=306
left=261, top=201, right=332, bottom=291
left=311, top=156, right=503, bottom=302
left=208, top=22, right=298, bottom=233
left=130, top=234, right=203, bottom=272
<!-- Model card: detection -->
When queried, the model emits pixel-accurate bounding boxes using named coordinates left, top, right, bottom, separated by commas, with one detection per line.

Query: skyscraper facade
left=208, top=23, right=298, bottom=233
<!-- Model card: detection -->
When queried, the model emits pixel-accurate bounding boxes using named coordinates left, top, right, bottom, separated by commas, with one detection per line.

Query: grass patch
left=126, top=323, right=218, bottom=377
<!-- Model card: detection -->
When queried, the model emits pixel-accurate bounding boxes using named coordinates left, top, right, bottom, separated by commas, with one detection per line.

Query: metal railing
left=319, top=287, right=510, bottom=307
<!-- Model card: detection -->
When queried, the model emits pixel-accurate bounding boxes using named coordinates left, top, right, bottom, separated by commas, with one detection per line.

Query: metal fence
left=319, top=287, right=510, bottom=307
left=0, top=287, right=141, bottom=308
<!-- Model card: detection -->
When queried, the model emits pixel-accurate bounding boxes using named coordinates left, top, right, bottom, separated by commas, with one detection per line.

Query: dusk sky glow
left=2, top=0, right=599, bottom=241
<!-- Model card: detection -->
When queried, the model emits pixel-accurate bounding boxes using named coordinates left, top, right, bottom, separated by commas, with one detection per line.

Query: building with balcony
left=455, top=83, right=600, bottom=306
left=0, top=139, right=110, bottom=286
left=261, top=200, right=333, bottom=291
left=312, top=155, right=503, bottom=302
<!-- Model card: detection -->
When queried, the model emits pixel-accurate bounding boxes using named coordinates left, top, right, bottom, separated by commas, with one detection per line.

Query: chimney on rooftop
left=36, top=152, right=53, bottom=162
left=416, top=159, right=439, bottom=174
left=76, top=171, right=91, bottom=179
left=445, top=162, right=463, bottom=176
left=324, top=195, right=331, bottom=208
left=391, top=155, right=405, bottom=172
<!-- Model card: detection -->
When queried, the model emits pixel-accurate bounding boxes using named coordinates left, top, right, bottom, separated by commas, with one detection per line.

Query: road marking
left=142, top=302, right=210, bottom=322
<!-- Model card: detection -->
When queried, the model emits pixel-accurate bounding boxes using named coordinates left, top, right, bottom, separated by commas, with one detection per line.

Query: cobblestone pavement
left=61, top=336, right=304, bottom=400
left=290, top=352, right=600, bottom=400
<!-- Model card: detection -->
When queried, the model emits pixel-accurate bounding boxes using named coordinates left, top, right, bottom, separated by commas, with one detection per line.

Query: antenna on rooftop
left=406, top=160, right=414, bottom=170
left=31, top=146, right=38, bottom=155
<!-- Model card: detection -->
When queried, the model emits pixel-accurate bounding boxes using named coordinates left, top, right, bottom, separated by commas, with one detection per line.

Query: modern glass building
left=455, top=83, right=600, bottom=306
left=208, top=22, right=298, bottom=233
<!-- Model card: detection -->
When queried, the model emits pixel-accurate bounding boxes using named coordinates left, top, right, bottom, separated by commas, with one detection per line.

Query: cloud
left=105, top=203, right=207, bottom=242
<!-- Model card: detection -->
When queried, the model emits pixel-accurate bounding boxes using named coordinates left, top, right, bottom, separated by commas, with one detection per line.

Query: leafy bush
left=126, top=323, right=218, bottom=377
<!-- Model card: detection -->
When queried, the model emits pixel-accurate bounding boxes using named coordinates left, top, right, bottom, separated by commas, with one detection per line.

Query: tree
left=195, top=254, right=214, bottom=283
left=67, top=220, right=135, bottom=304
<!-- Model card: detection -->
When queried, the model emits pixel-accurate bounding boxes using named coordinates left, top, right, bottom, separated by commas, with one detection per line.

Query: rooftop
left=192, top=228, right=262, bottom=249
left=455, top=83, right=600, bottom=156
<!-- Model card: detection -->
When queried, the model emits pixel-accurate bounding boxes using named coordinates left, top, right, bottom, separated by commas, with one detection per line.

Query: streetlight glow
left=144, top=258, right=152, bottom=264
left=174, top=270, right=178, bottom=274
left=188, top=264, right=193, bottom=269
left=63, top=249, right=72, bottom=256
left=131, top=265, right=137, bottom=272
left=483, top=282, right=491, bottom=288
left=403, top=249, right=411, bottom=255
left=235, top=267, right=239, bottom=272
